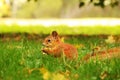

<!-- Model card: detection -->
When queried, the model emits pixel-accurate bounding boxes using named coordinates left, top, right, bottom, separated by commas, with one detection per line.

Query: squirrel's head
left=42, top=31, right=61, bottom=47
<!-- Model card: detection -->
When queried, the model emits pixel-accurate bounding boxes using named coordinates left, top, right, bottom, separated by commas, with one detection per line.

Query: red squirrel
left=42, top=31, right=78, bottom=59
left=42, top=31, right=120, bottom=61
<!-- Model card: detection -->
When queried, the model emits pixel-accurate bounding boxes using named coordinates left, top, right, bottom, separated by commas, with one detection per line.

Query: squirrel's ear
left=52, top=31, right=58, bottom=37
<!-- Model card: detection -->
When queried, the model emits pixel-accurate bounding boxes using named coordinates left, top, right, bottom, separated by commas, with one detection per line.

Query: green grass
left=0, top=36, right=120, bottom=80
left=0, top=24, right=120, bottom=35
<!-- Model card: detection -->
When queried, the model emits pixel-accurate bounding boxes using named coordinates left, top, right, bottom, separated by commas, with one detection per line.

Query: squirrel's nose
left=42, top=43, right=46, bottom=46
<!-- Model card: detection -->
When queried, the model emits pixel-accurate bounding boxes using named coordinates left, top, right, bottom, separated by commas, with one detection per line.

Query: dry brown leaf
left=14, top=36, right=21, bottom=41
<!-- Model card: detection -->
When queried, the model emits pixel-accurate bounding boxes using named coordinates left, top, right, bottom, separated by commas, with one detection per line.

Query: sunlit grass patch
left=0, top=24, right=120, bottom=35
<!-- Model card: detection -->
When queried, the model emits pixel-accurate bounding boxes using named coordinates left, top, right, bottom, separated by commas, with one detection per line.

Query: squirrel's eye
left=48, top=39, right=51, bottom=42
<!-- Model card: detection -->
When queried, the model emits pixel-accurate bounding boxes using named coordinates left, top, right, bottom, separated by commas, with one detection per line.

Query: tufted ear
left=52, top=31, right=58, bottom=37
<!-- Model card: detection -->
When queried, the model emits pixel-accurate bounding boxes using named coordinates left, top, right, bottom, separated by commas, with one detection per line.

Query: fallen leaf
left=61, top=37, right=64, bottom=42
left=100, top=71, right=108, bottom=80
left=39, top=67, right=67, bottom=80
left=74, top=73, right=79, bottom=79
left=64, top=70, right=71, bottom=77
left=52, top=72, right=66, bottom=80
left=105, top=35, right=115, bottom=44
left=39, top=67, right=51, bottom=80
left=75, top=44, right=85, bottom=49
left=14, top=36, right=21, bottom=41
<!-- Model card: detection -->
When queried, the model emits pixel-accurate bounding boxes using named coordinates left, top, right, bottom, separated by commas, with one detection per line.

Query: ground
left=0, top=34, right=120, bottom=80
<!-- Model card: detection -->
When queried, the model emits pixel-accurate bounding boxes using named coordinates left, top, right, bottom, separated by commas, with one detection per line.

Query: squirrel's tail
left=82, top=47, right=120, bottom=62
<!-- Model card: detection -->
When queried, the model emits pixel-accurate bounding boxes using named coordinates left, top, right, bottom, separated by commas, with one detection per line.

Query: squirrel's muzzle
left=42, top=43, right=46, bottom=46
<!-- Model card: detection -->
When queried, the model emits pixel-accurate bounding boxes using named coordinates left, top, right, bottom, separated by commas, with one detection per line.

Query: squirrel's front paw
left=41, top=48, right=47, bottom=55
left=41, top=47, right=51, bottom=55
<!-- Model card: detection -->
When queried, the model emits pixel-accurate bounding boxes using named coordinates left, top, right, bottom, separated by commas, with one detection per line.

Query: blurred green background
left=0, top=0, right=120, bottom=18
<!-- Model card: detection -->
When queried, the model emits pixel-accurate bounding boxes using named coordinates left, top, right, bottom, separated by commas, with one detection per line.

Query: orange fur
left=82, top=47, right=120, bottom=62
